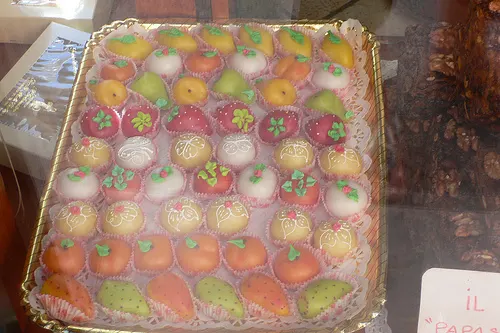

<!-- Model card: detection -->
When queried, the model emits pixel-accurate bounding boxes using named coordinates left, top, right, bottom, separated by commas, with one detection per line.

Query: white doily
left=365, top=306, right=392, bottom=333
left=33, top=20, right=381, bottom=331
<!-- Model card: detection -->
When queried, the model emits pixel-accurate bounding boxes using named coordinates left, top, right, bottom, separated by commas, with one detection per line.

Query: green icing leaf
left=151, top=173, right=165, bottom=183
left=281, top=27, right=304, bottom=45
left=163, top=166, right=173, bottom=175
left=185, top=237, right=198, bottom=249
left=281, top=180, right=293, bottom=192
left=114, top=60, right=128, bottom=68
left=112, top=165, right=124, bottom=176
left=268, top=117, right=286, bottom=136
left=114, top=181, right=127, bottom=191
left=255, top=78, right=263, bottom=84
left=167, top=105, right=180, bottom=122
left=219, top=166, right=230, bottom=176
left=288, top=245, right=300, bottom=261
left=296, top=54, right=309, bottom=62
left=156, top=98, right=169, bottom=109
left=96, top=244, right=110, bottom=257
left=231, top=108, right=254, bottom=131
left=333, top=67, right=343, bottom=76
left=255, top=163, right=266, bottom=171
left=203, top=51, right=217, bottom=58
left=138, top=240, right=153, bottom=253
left=347, top=188, right=359, bottom=202
left=327, top=31, right=342, bottom=44
left=112, top=34, right=136, bottom=44
left=79, top=166, right=90, bottom=174
left=205, top=25, right=222, bottom=36
left=295, top=187, right=307, bottom=197
left=336, top=180, right=348, bottom=190
left=228, top=239, right=246, bottom=249
left=345, top=110, right=354, bottom=119
left=207, top=178, right=218, bottom=187
left=250, top=175, right=261, bottom=184
left=155, top=50, right=163, bottom=57
left=197, top=170, right=209, bottom=180
left=67, top=174, right=81, bottom=182
left=60, top=239, right=74, bottom=249
left=89, top=79, right=98, bottom=85
left=291, top=169, right=304, bottom=180
left=241, top=90, right=254, bottom=100
left=244, top=25, right=262, bottom=44
left=297, top=179, right=304, bottom=188
left=103, top=176, right=113, bottom=188
left=306, top=176, right=317, bottom=187
left=126, top=170, right=135, bottom=180
left=159, top=28, right=184, bottom=37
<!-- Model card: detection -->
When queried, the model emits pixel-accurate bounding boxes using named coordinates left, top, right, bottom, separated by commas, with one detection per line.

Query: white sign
left=418, top=268, right=500, bottom=333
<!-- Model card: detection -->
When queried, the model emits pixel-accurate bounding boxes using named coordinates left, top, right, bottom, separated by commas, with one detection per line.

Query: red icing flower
left=81, top=137, right=91, bottom=147
left=69, top=206, right=81, bottom=215
left=287, top=210, right=297, bottom=219
left=162, top=48, right=170, bottom=56
left=332, top=222, right=341, bottom=232
left=334, top=145, right=345, bottom=153
left=174, top=202, right=183, bottom=211
left=74, top=171, right=86, bottom=178
left=342, top=186, right=352, bottom=194
left=224, top=201, right=233, bottom=208
left=254, top=169, right=263, bottom=177
left=328, top=64, right=336, bottom=73
left=114, top=205, right=125, bottom=214
left=160, top=170, right=168, bottom=178
left=243, top=49, right=249, bottom=55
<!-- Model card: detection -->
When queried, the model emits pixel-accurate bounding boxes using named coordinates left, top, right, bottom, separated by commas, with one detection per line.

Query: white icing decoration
left=163, top=198, right=200, bottom=232
left=221, top=134, right=254, bottom=155
left=279, top=139, right=311, bottom=161
left=277, top=209, right=311, bottom=239
left=106, top=202, right=140, bottom=228
left=318, top=221, right=354, bottom=250
left=55, top=203, right=96, bottom=232
left=174, top=134, right=206, bottom=160
left=213, top=199, right=249, bottom=229
left=116, top=136, right=155, bottom=170
left=327, top=148, right=361, bottom=169
left=71, top=138, right=108, bottom=161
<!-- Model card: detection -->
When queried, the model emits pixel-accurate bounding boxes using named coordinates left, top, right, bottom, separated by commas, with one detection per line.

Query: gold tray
left=21, top=18, right=388, bottom=333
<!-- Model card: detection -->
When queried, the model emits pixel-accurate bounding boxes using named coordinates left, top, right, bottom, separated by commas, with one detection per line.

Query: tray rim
left=20, top=17, right=388, bottom=333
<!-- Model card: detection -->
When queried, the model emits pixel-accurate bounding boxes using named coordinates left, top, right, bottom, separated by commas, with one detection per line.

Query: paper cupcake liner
left=126, top=79, right=173, bottom=112
left=269, top=243, right=327, bottom=290
left=155, top=196, right=204, bottom=238
left=225, top=47, right=271, bottom=81
left=66, top=139, right=114, bottom=175
left=302, top=114, right=350, bottom=149
left=77, top=105, right=121, bottom=142
left=254, top=74, right=299, bottom=110
left=184, top=47, right=226, bottom=82
left=85, top=236, right=134, bottom=279
left=321, top=179, right=372, bottom=222
left=139, top=48, right=185, bottom=83
left=221, top=232, right=270, bottom=277
left=192, top=24, right=237, bottom=56
left=231, top=23, right=278, bottom=61
left=316, top=147, right=370, bottom=182
left=202, top=196, right=252, bottom=238
left=160, top=105, right=215, bottom=137
left=37, top=293, right=95, bottom=323
left=235, top=164, right=280, bottom=209
left=238, top=271, right=296, bottom=320
left=255, top=106, right=303, bottom=146
left=95, top=57, right=138, bottom=86
left=189, top=166, right=235, bottom=201
left=52, top=169, right=101, bottom=204
left=169, top=74, right=210, bottom=108
left=274, top=25, right=315, bottom=58
left=310, top=227, right=361, bottom=268
left=265, top=208, right=315, bottom=247
left=131, top=231, right=176, bottom=275
left=49, top=201, right=100, bottom=240
left=271, top=139, right=317, bottom=175
left=211, top=100, right=257, bottom=136
left=215, top=134, right=261, bottom=172
left=39, top=234, right=86, bottom=277
left=292, top=271, right=360, bottom=322
left=96, top=201, right=147, bottom=241
left=207, top=71, right=256, bottom=105
left=93, top=275, right=151, bottom=323
left=298, top=88, right=353, bottom=122
left=120, top=102, right=161, bottom=139
left=144, top=273, right=198, bottom=323
left=192, top=274, right=246, bottom=321
left=100, top=171, right=145, bottom=205
left=143, top=164, right=187, bottom=205
left=174, top=232, right=222, bottom=277
left=268, top=57, right=313, bottom=90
